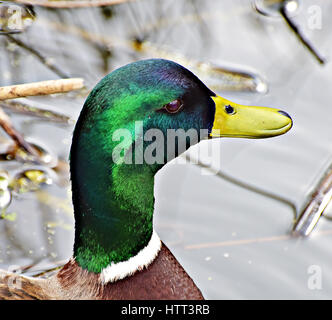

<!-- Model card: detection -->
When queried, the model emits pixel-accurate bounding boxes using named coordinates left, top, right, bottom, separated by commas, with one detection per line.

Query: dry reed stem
left=0, top=78, right=84, bottom=101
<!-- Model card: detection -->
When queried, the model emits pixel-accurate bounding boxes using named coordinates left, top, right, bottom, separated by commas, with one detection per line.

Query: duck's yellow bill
left=210, top=95, right=293, bottom=138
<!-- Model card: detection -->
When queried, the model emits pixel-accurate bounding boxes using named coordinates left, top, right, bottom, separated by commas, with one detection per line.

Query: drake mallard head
left=69, top=59, right=292, bottom=277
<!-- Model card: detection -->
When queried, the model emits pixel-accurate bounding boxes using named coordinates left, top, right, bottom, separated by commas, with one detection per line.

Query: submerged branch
left=0, top=78, right=84, bottom=100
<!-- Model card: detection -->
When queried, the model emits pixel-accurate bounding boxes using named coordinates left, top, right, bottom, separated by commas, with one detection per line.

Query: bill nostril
left=278, top=110, right=292, bottom=120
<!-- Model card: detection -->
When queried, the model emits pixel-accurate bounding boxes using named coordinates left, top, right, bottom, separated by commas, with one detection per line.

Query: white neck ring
left=99, top=230, right=161, bottom=284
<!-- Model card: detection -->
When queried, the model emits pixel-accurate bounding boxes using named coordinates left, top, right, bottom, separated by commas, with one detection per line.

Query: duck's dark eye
left=225, top=105, right=235, bottom=114
left=163, top=99, right=183, bottom=114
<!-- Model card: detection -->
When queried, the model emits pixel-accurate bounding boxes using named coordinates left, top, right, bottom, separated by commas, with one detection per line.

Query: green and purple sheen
left=70, top=59, right=215, bottom=273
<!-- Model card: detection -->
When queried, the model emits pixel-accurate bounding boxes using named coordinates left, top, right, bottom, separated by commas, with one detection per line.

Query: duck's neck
left=71, top=152, right=163, bottom=274
left=70, top=107, right=166, bottom=275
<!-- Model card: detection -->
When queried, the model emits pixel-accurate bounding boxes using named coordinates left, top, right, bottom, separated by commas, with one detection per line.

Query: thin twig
left=0, top=107, right=39, bottom=156
left=5, top=34, right=69, bottom=79
left=185, top=228, right=332, bottom=250
left=31, top=265, right=63, bottom=278
left=280, top=5, right=326, bottom=65
left=185, top=234, right=292, bottom=250
left=0, top=100, right=71, bottom=124
left=14, top=0, right=135, bottom=8
left=0, top=78, right=84, bottom=100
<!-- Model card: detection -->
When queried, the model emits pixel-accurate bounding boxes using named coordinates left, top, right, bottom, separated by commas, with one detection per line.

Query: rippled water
left=0, top=0, right=332, bottom=299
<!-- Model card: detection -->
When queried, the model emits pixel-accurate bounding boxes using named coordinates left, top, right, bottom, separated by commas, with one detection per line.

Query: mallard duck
left=0, top=59, right=292, bottom=300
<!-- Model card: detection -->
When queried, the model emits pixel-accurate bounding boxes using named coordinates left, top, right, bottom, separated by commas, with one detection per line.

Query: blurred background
left=0, top=0, right=331, bottom=299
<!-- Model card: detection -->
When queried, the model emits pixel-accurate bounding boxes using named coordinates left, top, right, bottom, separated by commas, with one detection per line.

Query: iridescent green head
left=70, top=59, right=292, bottom=273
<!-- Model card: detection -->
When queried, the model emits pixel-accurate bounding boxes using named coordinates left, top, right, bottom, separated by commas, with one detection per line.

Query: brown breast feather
left=57, top=242, right=204, bottom=300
